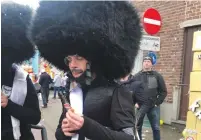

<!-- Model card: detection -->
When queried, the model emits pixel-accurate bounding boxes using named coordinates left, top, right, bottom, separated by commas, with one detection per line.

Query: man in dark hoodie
left=1, top=2, right=41, bottom=140
left=133, top=56, right=167, bottom=140
left=115, top=74, right=144, bottom=140
left=39, top=69, right=52, bottom=108
left=115, top=73, right=145, bottom=109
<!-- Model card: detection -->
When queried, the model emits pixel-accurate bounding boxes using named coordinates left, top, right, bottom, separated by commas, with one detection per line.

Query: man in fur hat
left=30, top=1, right=142, bottom=140
left=1, top=2, right=41, bottom=140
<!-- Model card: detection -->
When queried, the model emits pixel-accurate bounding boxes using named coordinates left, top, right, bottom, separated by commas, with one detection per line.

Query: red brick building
left=132, top=1, right=201, bottom=123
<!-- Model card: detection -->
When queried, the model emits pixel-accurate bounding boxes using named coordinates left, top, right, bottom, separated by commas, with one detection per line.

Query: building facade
left=132, top=1, right=201, bottom=124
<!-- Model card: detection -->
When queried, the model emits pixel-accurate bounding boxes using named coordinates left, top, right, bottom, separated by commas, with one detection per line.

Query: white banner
left=140, top=35, right=160, bottom=51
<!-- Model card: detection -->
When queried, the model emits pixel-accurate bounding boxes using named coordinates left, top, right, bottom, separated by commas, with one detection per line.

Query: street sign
left=140, top=35, right=160, bottom=51
left=143, top=8, right=162, bottom=35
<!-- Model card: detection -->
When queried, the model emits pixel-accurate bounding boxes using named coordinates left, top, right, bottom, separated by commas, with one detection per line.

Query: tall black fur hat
left=30, top=1, right=142, bottom=80
left=1, top=2, right=34, bottom=63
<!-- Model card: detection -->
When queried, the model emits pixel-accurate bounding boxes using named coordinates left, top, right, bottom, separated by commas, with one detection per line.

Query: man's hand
left=1, top=92, right=8, bottom=108
left=62, top=109, right=84, bottom=136
left=61, top=118, right=75, bottom=136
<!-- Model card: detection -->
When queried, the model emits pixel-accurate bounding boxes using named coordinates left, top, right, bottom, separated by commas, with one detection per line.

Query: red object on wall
left=142, top=8, right=162, bottom=35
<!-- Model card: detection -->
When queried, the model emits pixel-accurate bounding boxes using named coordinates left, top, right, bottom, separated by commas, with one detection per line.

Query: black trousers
left=41, top=87, right=49, bottom=106
left=135, top=104, right=152, bottom=140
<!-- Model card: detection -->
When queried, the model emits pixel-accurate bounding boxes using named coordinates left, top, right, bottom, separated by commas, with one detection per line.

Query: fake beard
left=67, top=68, right=91, bottom=86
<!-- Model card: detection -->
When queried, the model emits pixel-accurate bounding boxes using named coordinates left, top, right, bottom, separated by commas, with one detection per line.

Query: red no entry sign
left=143, top=8, right=162, bottom=35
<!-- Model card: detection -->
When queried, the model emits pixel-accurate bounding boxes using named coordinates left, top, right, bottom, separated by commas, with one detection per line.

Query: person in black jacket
left=1, top=2, right=41, bottom=140
left=39, top=69, right=52, bottom=108
left=115, top=74, right=144, bottom=140
left=30, top=1, right=142, bottom=140
left=133, top=56, right=167, bottom=140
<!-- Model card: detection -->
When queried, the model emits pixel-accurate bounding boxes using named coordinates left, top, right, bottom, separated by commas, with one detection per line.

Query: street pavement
left=32, top=91, right=184, bottom=140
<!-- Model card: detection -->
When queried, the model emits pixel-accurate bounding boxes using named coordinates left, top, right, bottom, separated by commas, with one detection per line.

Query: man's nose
left=69, top=59, right=77, bottom=68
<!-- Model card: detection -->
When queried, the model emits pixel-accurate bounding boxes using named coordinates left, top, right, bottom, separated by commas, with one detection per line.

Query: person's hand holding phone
left=62, top=105, right=84, bottom=136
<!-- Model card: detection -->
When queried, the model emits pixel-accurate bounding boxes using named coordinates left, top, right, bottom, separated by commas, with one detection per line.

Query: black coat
left=39, top=72, right=52, bottom=88
left=133, top=70, right=167, bottom=106
left=116, top=75, right=146, bottom=106
left=1, top=66, right=41, bottom=140
left=55, top=76, right=136, bottom=140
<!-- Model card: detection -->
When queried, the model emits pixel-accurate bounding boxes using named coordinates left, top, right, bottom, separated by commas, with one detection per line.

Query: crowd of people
left=1, top=1, right=167, bottom=140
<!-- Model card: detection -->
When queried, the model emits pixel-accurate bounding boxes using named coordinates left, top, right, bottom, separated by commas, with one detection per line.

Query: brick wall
left=132, top=1, right=201, bottom=102
left=185, top=1, right=201, bottom=20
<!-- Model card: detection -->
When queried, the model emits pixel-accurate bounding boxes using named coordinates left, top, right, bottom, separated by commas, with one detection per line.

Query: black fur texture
left=30, top=1, right=142, bottom=80
left=1, top=2, right=34, bottom=64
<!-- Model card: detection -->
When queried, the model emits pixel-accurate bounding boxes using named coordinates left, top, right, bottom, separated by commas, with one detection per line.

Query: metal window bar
left=30, top=124, right=48, bottom=140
